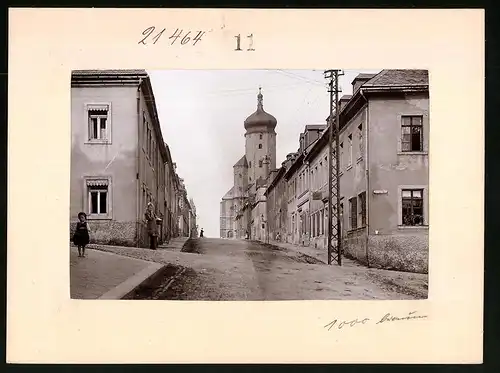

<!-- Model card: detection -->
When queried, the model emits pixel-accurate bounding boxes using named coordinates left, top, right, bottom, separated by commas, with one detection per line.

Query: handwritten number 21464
left=138, top=27, right=205, bottom=46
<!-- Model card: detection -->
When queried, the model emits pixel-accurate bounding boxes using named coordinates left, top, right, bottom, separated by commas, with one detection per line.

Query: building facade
left=264, top=70, right=429, bottom=273
left=70, top=70, right=196, bottom=247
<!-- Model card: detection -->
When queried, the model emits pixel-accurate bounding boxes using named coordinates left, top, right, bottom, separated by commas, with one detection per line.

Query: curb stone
left=98, top=262, right=164, bottom=300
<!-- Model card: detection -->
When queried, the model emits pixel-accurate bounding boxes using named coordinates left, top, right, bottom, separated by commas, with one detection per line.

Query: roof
left=72, top=69, right=169, bottom=164
left=244, top=89, right=277, bottom=132
left=313, top=69, right=429, bottom=163
left=362, top=69, right=428, bottom=87
left=305, top=124, right=327, bottom=131
left=72, top=69, right=147, bottom=75
left=284, top=152, right=304, bottom=180
left=233, top=155, right=248, bottom=168
left=326, top=69, right=428, bottom=122
left=264, top=166, right=286, bottom=195
left=351, top=73, right=377, bottom=84
left=222, top=186, right=234, bottom=200
left=254, top=177, right=266, bottom=188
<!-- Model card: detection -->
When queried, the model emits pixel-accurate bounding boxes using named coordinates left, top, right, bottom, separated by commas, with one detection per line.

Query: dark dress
left=73, top=222, right=90, bottom=247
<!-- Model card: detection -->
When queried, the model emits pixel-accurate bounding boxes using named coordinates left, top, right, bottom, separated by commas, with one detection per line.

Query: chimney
left=338, top=95, right=352, bottom=112
left=352, top=73, right=376, bottom=95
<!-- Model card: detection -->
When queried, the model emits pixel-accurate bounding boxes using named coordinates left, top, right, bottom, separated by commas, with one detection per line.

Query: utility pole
left=324, top=69, right=343, bottom=266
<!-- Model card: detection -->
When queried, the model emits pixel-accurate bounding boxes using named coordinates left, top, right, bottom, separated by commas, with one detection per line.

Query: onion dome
left=244, top=88, right=277, bottom=132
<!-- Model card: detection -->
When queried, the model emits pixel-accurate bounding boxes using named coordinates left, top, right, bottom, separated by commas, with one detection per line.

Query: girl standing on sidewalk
left=73, top=212, right=90, bottom=257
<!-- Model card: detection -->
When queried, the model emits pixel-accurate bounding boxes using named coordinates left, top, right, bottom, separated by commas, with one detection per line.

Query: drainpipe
left=360, top=89, right=370, bottom=267
left=136, top=78, right=142, bottom=248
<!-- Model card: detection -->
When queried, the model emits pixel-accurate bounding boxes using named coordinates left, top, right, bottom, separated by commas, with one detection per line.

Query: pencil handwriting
left=138, top=27, right=206, bottom=46
left=324, top=311, right=428, bottom=331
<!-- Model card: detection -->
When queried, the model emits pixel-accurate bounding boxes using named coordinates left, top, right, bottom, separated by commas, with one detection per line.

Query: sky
left=147, top=69, right=381, bottom=237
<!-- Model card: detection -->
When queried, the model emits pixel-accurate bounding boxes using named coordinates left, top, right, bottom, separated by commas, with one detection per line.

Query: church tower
left=243, top=88, right=277, bottom=184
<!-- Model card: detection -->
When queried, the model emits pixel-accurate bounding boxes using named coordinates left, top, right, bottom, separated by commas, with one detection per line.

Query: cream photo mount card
left=7, top=8, right=484, bottom=363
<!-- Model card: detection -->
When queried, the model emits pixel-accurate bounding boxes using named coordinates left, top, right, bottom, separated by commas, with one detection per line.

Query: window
left=87, top=105, right=109, bottom=142
left=402, top=189, right=424, bottom=226
left=258, top=144, right=262, bottom=149
left=358, top=124, right=363, bottom=159
left=259, top=133, right=263, bottom=140
left=340, top=142, right=344, bottom=169
left=249, top=161, right=252, bottom=168
left=262, top=223, right=265, bottom=229
left=349, top=197, right=357, bottom=229
left=358, top=191, right=366, bottom=227
left=89, top=187, right=107, bottom=214
left=85, top=178, right=111, bottom=219
left=149, top=132, right=153, bottom=160
left=142, top=114, right=147, bottom=149
left=401, top=116, right=423, bottom=152
left=259, top=160, right=263, bottom=168
left=348, top=134, right=353, bottom=166
left=339, top=202, right=344, bottom=231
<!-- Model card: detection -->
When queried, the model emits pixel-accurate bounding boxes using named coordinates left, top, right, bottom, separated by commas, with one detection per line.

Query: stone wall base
left=343, top=229, right=369, bottom=266
left=70, top=221, right=137, bottom=247
left=315, top=230, right=428, bottom=274
left=367, top=234, right=428, bottom=274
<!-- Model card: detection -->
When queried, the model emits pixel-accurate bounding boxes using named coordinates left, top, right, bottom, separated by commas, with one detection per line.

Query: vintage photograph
left=70, top=69, right=429, bottom=300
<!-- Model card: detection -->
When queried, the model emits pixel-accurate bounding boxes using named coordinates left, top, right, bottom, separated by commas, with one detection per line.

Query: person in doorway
left=73, top=212, right=90, bottom=258
left=200, top=228, right=204, bottom=238
left=245, top=230, right=249, bottom=240
left=145, top=202, right=158, bottom=250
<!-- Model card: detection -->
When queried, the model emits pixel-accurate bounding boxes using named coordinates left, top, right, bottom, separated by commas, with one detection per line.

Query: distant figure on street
left=145, top=202, right=158, bottom=250
left=73, top=212, right=90, bottom=258
left=245, top=230, right=249, bottom=240
left=200, top=228, right=204, bottom=238
left=276, top=232, right=281, bottom=242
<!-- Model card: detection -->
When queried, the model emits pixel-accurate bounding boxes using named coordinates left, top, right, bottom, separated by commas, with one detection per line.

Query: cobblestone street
left=89, top=238, right=428, bottom=300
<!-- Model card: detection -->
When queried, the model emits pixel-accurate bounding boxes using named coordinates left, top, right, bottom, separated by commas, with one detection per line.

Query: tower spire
left=257, top=86, right=263, bottom=110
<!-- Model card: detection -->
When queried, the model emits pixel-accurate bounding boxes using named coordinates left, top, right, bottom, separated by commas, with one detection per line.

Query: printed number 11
left=235, top=34, right=255, bottom=51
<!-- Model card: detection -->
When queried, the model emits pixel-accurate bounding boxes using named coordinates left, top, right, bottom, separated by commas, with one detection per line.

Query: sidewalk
left=265, top=239, right=429, bottom=299
left=158, top=236, right=190, bottom=251
left=267, top=239, right=358, bottom=267
left=70, top=246, right=163, bottom=299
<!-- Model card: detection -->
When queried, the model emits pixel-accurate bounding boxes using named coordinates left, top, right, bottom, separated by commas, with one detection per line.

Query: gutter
left=136, top=79, right=143, bottom=248
left=360, top=88, right=370, bottom=267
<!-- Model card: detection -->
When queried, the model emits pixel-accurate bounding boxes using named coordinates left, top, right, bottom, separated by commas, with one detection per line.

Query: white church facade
left=219, top=88, right=277, bottom=239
